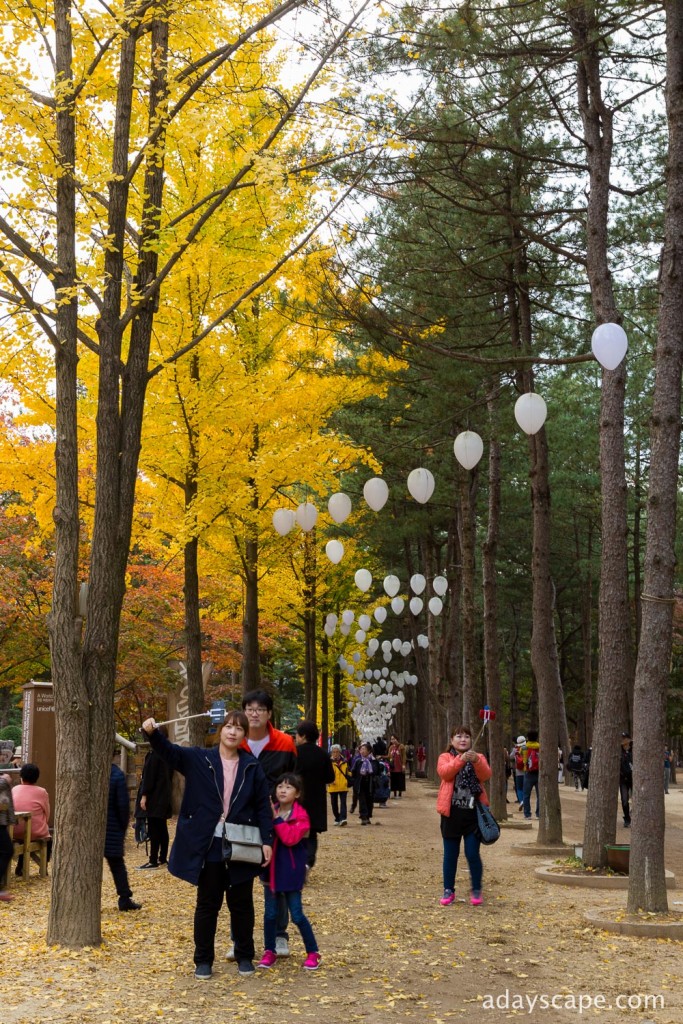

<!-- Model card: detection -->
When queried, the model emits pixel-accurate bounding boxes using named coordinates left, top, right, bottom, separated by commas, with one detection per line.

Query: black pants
left=105, top=855, right=132, bottom=898
left=358, top=777, right=374, bottom=821
left=306, top=830, right=319, bottom=868
left=0, top=826, right=12, bottom=885
left=195, top=860, right=255, bottom=967
left=620, top=781, right=631, bottom=824
left=147, top=817, right=169, bottom=865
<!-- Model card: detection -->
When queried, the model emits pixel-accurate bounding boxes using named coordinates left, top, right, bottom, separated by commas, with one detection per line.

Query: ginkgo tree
left=0, top=0, right=378, bottom=947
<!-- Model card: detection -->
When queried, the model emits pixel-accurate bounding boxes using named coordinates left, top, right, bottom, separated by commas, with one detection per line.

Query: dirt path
left=2, top=781, right=682, bottom=1024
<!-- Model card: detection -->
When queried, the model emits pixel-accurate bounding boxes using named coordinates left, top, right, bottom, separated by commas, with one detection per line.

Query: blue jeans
left=263, top=888, right=318, bottom=954
left=523, top=772, right=539, bottom=818
left=514, top=774, right=524, bottom=804
left=442, top=832, right=483, bottom=894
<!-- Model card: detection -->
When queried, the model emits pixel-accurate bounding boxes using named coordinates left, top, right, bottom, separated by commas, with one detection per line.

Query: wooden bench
left=1, top=811, right=49, bottom=888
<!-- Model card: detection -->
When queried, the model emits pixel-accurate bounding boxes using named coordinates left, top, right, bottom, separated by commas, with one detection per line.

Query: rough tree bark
left=628, top=0, right=683, bottom=913
left=459, top=471, right=480, bottom=727
left=567, top=0, right=633, bottom=869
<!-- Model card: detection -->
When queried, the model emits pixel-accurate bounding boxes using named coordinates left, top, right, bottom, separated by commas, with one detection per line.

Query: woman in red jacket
left=436, top=725, right=491, bottom=907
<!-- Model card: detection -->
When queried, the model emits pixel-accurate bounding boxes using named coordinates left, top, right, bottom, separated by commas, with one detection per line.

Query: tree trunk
left=459, top=472, right=479, bottom=727
left=303, top=530, right=317, bottom=721
left=482, top=393, right=506, bottom=820
left=628, top=0, right=683, bottom=913
left=567, top=1, right=633, bottom=868
left=242, top=424, right=261, bottom=691
left=320, top=629, right=329, bottom=745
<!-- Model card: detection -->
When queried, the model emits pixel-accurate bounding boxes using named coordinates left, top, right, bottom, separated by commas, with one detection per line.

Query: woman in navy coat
left=105, top=759, right=141, bottom=911
left=142, top=710, right=273, bottom=979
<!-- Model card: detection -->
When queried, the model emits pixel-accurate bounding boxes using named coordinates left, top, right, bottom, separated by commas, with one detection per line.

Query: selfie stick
left=154, top=708, right=225, bottom=728
left=472, top=706, right=496, bottom=748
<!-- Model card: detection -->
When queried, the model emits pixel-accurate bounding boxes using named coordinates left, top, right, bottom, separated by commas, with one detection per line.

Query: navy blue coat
left=105, top=764, right=130, bottom=858
left=149, top=729, right=273, bottom=886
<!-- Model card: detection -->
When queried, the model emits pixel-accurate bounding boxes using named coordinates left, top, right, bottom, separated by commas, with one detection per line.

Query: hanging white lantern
left=391, top=597, right=404, bottom=615
left=328, top=492, right=352, bottom=524
left=373, top=669, right=381, bottom=680
left=358, top=614, right=372, bottom=632
left=400, top=641, right=411, bottom=657
left=354, top=568, right=373, bottom=593
left=383, top=651, right=392, bottom=663
left=428, top=596, right=443, bottom=616
left=363, top=477, right=389, bottom=512
left=373, top=606, right=387, bottom=624
left=325, top=540, right=344, bottom=564
left=295, top=502, right=318, bottom=532
left=381, top=640, right=392, bottom=653
left=432, top=576, right=448, bottom=597
left=355, top=629, right=367, bottom=643
left=591, top=322, right=628, bottom=370
left=381, top=667, right=389, bottom=678
left=341, top=609, right=355, bottom=626
left=383, top=575, right=400, bottom=598
left=410, top=573, right=426, bottom=595
left=391, top=638, right=402, bottom=652
left=386, top=679, right=394, bottom=692
left=453, top=430, right=484, bottom=470
left=368, top=638, right=380, bottom=654
left=365, top=669, right=373, bottom=680
left=272, top=508, right=296, bottom=536
left=407, top=467, right=435, bottom=504
left=514, top=393, right=547, bottom=435
left=409, top=597, right=423, bottom=615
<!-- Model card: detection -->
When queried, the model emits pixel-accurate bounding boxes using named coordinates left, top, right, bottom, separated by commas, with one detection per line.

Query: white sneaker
left=275, top=937, right=290, bottom=957
left=226, top=943, right=235, bottom=961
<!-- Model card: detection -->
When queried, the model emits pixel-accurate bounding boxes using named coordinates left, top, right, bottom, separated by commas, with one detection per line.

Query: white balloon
left=417, top=633, right=429, bottom=648
left=325, top=540, right=344, bottom=564
left=324, top=622, right=335, bottom=637
left=355, top=568, right=373, bottom=593
left=453, top=430, right=484, bottom=470
left=327, top=613, right=338, bottom=627
left=295, top=502, right=318, bottom=531
left=355, top=629, right=367, bottom=643
left=432, top=576, right=448, bottom=597
left=328, top=491, right=352, bottom=524
left=391, top=597, right=404, bottom=615
left=407, top=467, right=435, bottom=504
left=355, top=670, right=364, bottom=680
left=392, top=638, right=402, bottom=652
left=383, top=575, right=400, bottom=598
left=410, top=573, right=426, bottom=595
left=358, top=614, right=371, bottom=632
left=386, top=680, right=394, bottom=692
left=352, top=651, right=361, bottom=663
left=383, top=651, right=392, bottom=663
left=345, top=663, right=354, bottom=674
left=514, top=393, right=547, bottom=435
left=381, top=640, right=392, bottom=653
left=381, top=667, right=389, bottom=678
left=428, top=596, right=443, bottom=616
left=363, top=477, right=389, bottom=512
left=400, top=641, right=411, bottom=656
left=341, top=609, right=355, bottom=625
left=368, top=638, right=380, bottom=654
left=373, top=606, right=387, bottom=624
left=409, top=597, right=423, bottom=615
left=591, top=322, right=628, bottom=370
left=340, top=623, right=351, bottom=636
left=365, top=669, right=373, bottom=680
left=272, top=508, right=296, bottom=536
left=373, top=670, right=381, bottom=680
left=338, top=656, right=347, bottom=669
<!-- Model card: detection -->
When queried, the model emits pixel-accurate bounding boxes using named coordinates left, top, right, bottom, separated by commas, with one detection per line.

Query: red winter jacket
left=265, top=799, right=310, bottom=893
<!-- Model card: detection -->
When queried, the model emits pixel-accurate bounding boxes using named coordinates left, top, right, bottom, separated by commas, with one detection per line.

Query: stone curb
left=512, top=842, right=578, bottom=856
left=535, top=863, right=676, bottom=889
left=584, top=907, right=683, bottom=939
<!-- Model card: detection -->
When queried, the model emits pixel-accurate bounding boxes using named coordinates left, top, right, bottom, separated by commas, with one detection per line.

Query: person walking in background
left=664, top=748, right=671, bottom=795
left=416, top=741, right=427, bottom=776
left=105, top=752, right=141, bottom=912
left=11, top=763, right=52, bottom=876
left=258, top=773, right=321, bottom=972
left=142, top=710, right=273, bottom=979
left=405, top=740, right=415, bottom=778
left=351, top=742, right=379, bottom=825
left=620, top=733, right=633, bottom=828
left=388, top=734, right=406, bottom=799
left=137, top=725, right=173, bottom=869
left=328, top=744, right=351, bottom=826
left=0, top=774, right=16, bottom=902
left=294, top=720, right=334, bottom=870
left=567, top=745, right=586, bottom=791
left=436, top=725, right=492, bottom=907
left=522, top=730, right=540, bottom=820
left=512, top=737, right=526, bottom=809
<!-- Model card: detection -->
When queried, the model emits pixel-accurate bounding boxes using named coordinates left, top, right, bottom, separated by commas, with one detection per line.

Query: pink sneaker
left=470, top=892, right=483, bottom=906
left=439, top=888, right=455, bottom=906
left=258, top=950, right=277, bottom=969
left=303, top=952, right=322, bottom=971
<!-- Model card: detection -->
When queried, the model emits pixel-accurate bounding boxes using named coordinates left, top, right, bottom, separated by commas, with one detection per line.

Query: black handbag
left=475, top=800, right=500, bottom=845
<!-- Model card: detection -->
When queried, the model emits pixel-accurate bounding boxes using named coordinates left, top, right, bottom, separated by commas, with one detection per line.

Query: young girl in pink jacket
left=436, top=726, right=491, bottom=907
left=258, top=774, right=321, bottom=971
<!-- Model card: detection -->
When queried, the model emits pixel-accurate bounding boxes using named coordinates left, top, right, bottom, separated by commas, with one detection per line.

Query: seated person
left=11, top=763, right=52, bottom=874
